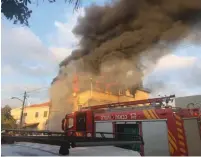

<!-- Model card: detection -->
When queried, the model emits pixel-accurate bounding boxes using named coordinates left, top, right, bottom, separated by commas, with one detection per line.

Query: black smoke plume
left=59, top=0, right=201, bottom=89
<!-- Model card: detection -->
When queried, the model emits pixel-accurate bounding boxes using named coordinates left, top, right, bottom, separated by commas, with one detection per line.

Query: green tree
left=1, top=105, right=16, bottom=129
left=1, top=0, right=81, bottom=26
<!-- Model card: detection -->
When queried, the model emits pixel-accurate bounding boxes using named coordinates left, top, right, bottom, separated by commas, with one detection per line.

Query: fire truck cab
left=63, top=110, right=94, bottom=137
left=62, top=96, right=201, bottom=156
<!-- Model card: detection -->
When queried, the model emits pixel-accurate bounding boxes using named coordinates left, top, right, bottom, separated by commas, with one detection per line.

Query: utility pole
left=90, top=77, right=93, bottom=98
left=88, top=77, right=93, bottom=107
left=19, top=91, right=27, bottom=129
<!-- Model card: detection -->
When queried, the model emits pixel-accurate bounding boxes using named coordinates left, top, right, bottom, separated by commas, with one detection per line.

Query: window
left=24, top=113, right=27, bottom=116
left=44, top=111, right=48, bottom=117
left=76, top=112, right=86, bottom=131
left=68, top=118, right=74, bottom=128
left=119, top=89, right=123, bottom=95
left=35, top=112, right=39, bottom=118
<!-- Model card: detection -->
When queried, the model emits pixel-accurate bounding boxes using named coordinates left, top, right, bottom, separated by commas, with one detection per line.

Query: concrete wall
left=175, top=95, right=201, bottom=108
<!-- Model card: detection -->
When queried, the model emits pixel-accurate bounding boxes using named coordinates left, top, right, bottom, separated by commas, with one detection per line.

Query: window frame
left=44, top=111, right=48, bottom=118
left=35, top=112, right=39, bottom=118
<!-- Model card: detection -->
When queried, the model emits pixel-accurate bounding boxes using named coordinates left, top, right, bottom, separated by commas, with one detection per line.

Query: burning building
left=48, top=70, right=150, bottom=131
left=47, top=0, right=201, bottom=131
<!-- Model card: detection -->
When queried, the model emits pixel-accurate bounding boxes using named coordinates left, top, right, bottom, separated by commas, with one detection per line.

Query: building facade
left=48, top=88, right=150, bottom=132
left=48, top=72, right=150, bottom=131
left=73, top=89, right=150, bottom=111
left=11, top=102, right=50, bottom=130
left=175, top=95, right=201, bottom=108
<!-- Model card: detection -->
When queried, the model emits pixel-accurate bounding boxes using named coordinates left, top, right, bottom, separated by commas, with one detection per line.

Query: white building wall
left=175, top=95, right=201, bottom=108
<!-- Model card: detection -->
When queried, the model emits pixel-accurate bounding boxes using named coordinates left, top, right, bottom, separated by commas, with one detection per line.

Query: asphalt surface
left=1, top=142, right=141, bottom=156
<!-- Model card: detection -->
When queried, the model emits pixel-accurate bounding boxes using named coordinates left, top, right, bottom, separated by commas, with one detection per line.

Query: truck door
left=63, top=114, right=74, bottom=132
left=115, top=123, right=141, bottom=153
left=142, top=120, right=170, bottom=156
left=183, top=118, right=201, bottom=156
left=76, top=112, right=87, bottom=131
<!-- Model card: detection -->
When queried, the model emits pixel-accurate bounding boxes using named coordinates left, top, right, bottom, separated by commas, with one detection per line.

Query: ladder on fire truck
left=81, top=95, right=175, bottom=111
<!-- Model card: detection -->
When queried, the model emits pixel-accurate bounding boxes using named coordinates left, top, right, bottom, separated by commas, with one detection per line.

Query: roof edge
left=137, top=88, right=151, bottom=93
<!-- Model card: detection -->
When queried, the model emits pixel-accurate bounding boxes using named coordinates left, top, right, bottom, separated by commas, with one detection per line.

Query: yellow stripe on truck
left=147, top=110, right=156, bottom=119
left=177, top=128, right=183, bottom=134
left=176, top=121, right=182, bottom=127
left=168, top=134, right=178, bottom=151
left=178, top=140, right=185, bottom=147
left=151, top=110, right=160, bottom=119
left=143, top=110, right=152, bottom=119
left=174, top=114, right=181, bottom=120
left=168, top=130, right=176, bottom=143
left=178, top=134, right=184, bottom=140
left=180, top=148, right=186, bottom=154
left=168, top=142, right=174, bottom=154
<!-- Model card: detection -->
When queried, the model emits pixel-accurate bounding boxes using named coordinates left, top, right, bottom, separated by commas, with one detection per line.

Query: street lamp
left=11, top=97, right=23, bottom=102
left=11, top=94, right=27, bottom=129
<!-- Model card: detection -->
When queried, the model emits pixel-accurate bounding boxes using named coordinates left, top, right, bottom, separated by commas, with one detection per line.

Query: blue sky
left=28, top=0, right=108, bottom=43
left=1, top=0, right=201, bottom=107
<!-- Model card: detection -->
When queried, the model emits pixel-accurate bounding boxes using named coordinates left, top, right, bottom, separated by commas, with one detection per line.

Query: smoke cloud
left=48, top=0, right=201, bottom=132
left=59, top=0, right=201, bottom=89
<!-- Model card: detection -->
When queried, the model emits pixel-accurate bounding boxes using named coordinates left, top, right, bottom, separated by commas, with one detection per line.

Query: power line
left=26, top=87, right=49, bottom=93
left=13, top=86, right=50, bottom=97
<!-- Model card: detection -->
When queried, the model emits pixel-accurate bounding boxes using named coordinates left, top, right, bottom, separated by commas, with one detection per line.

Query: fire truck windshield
left=68, top=118, right=74, bottom=128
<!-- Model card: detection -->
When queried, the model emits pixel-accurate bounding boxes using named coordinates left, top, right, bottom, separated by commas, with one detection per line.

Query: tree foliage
left=1, top=0, right=81, bottom=26
left=1, top=105, right=16, bottom=129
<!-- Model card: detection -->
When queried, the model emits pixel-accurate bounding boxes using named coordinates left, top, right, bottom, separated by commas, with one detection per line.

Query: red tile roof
left=26, top=102, right=50, bottom=108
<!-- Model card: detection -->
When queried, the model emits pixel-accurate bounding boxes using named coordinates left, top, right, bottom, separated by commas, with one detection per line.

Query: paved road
left=1, top=142, right=141, bottom=156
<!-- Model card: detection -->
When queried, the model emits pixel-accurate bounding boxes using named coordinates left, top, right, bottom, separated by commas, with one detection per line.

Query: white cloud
left=144, top=52, right=201, bottom=97
left=1, top=25, right=58, bottom=77
left=48, top=8, right=84, bottom=62
left=1, top=65, right=15, bottom=75
left=1, top=25, right=55, bottom=106
left=53, top=21, right=78, bottom=47
left=1, top=8, right=84, bottom=108
left=49, top=8, right=84, bottom=47
left=153, top=54, right=197, bottom=72
left=49, top=47, right=73, bottom=62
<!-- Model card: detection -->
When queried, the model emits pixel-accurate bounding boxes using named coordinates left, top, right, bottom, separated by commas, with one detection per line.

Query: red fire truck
left=62, top=95, right=201, bottom=156
left=2, top=95, right=201, bottom=156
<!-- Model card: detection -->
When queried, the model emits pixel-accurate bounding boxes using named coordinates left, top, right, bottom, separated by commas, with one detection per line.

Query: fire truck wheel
left=59, top=145, right=69, bottom=156
left=71, top=142, right=76, bottom=148
left=3, top=138, right=15, bottom=144
left=1, top=138, right=6, bottom=144
left=7, top=139, right=15, bottom=144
